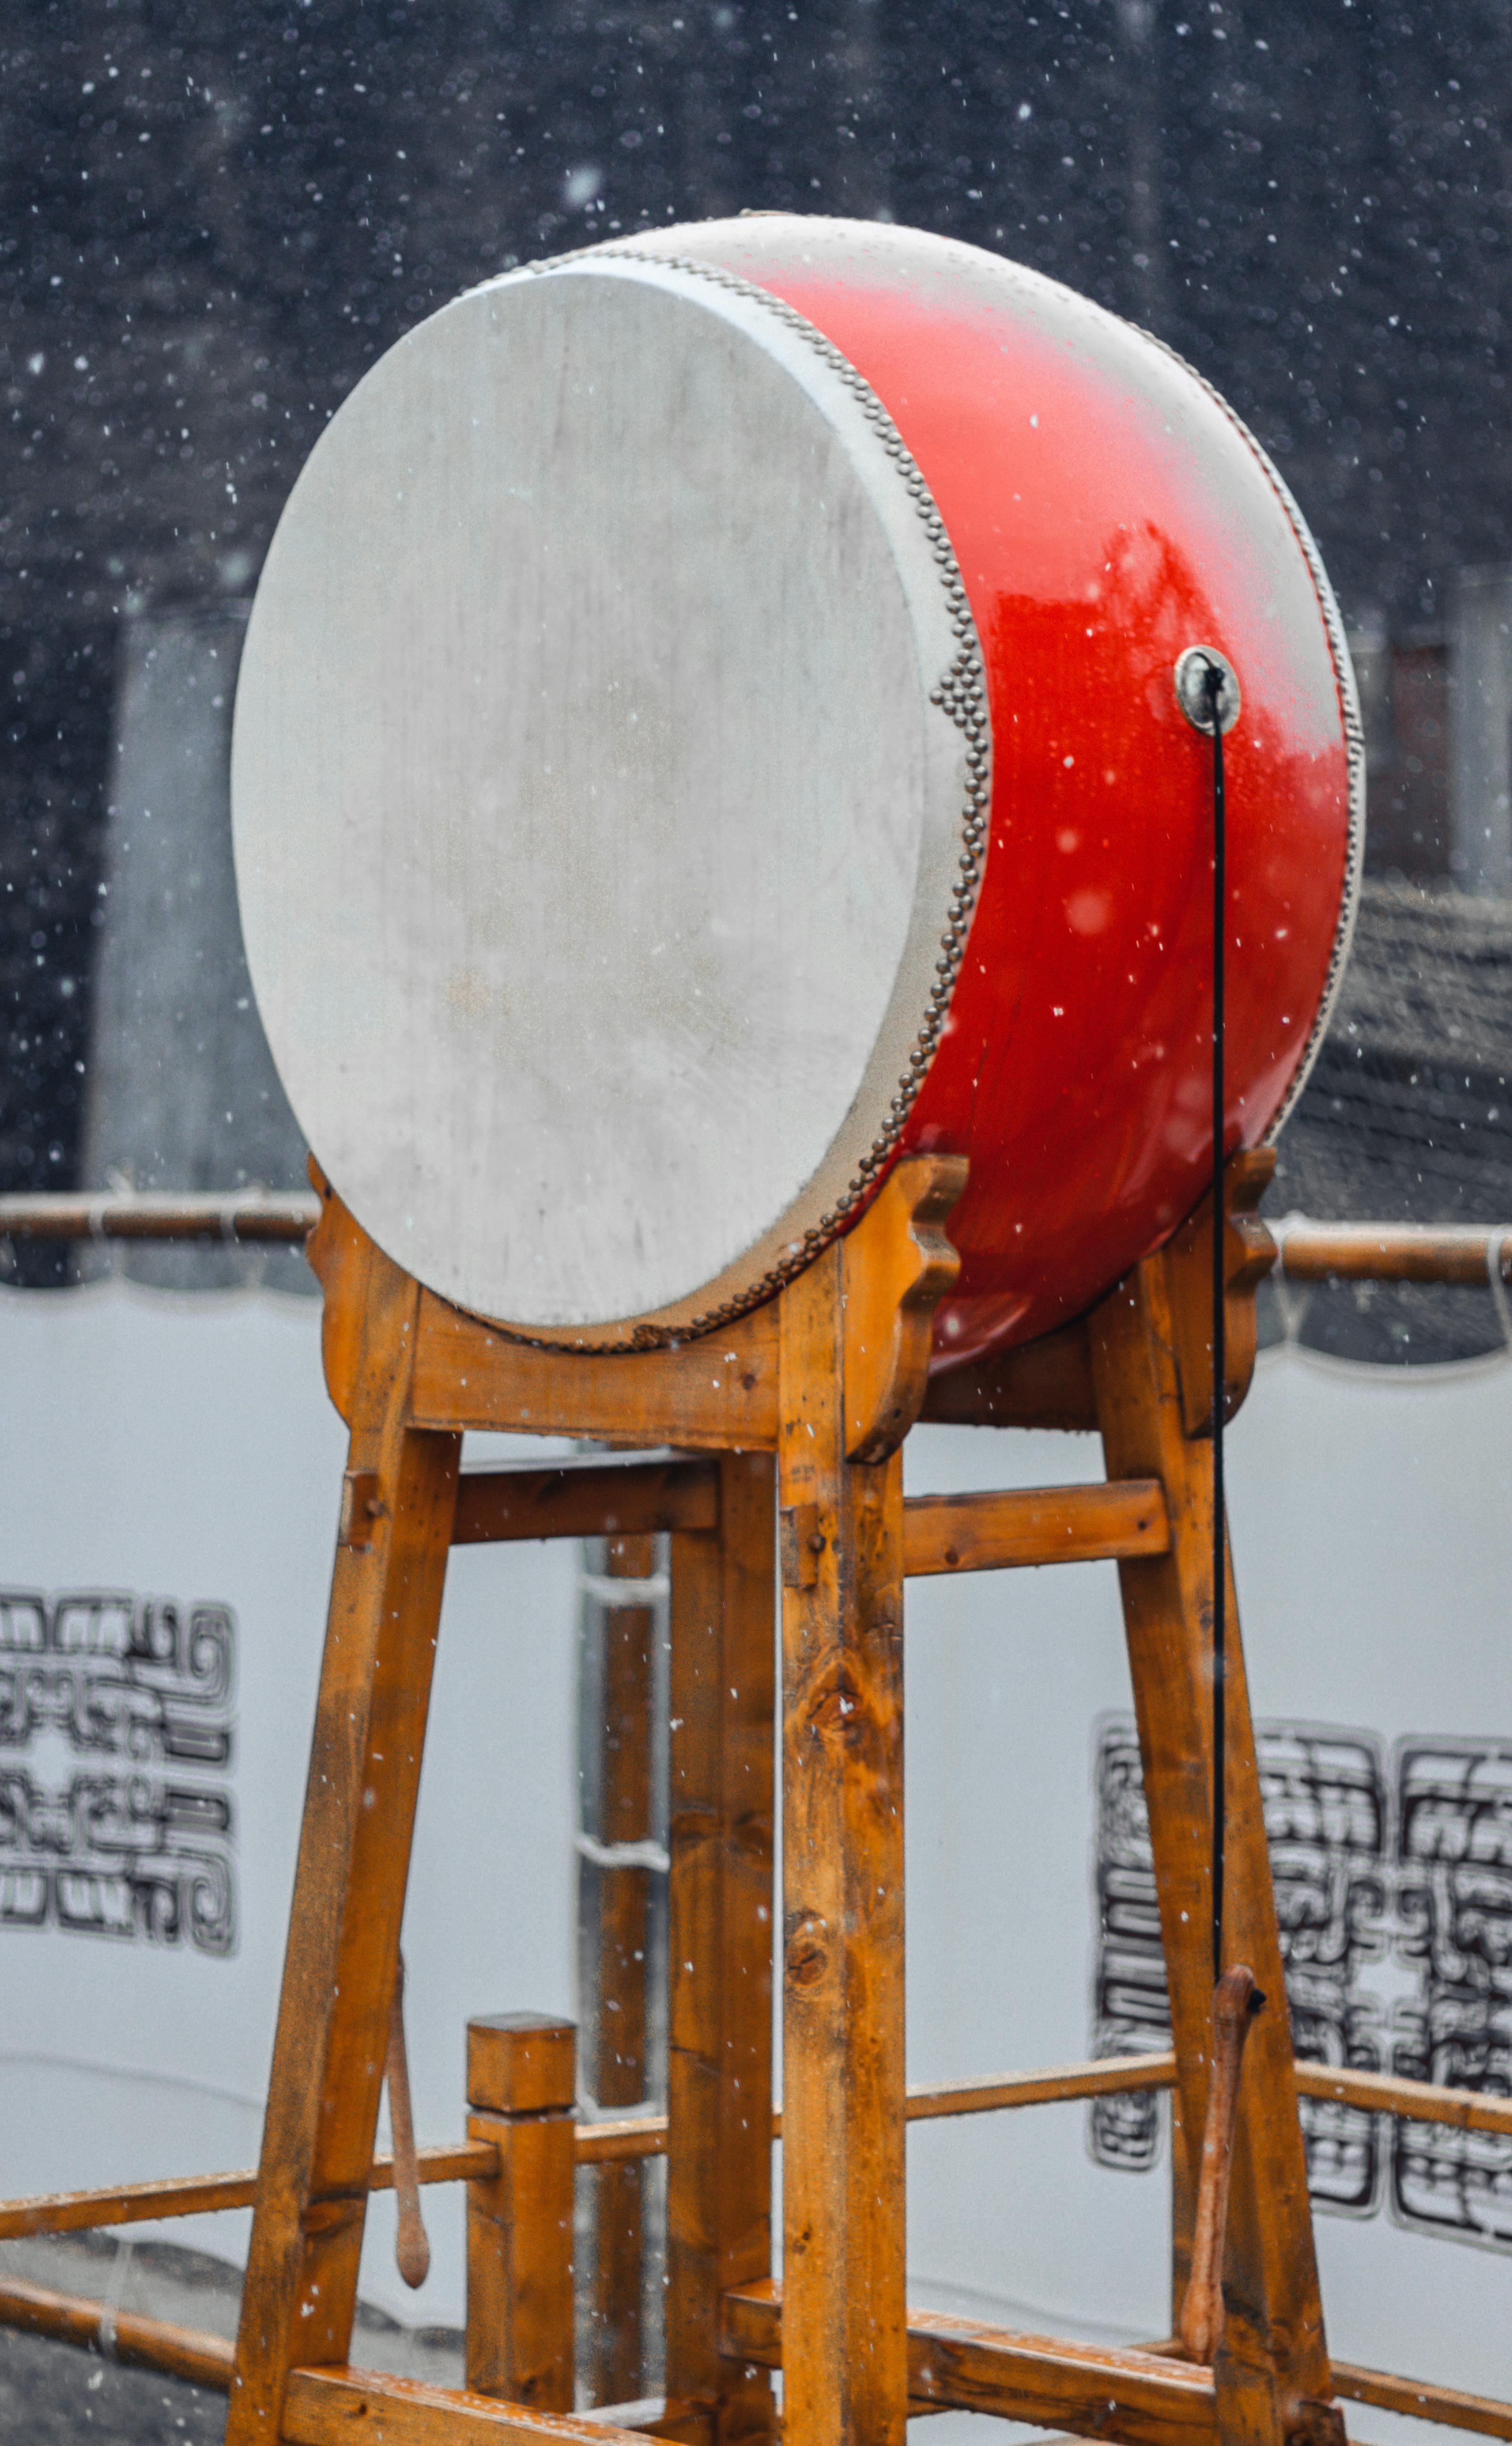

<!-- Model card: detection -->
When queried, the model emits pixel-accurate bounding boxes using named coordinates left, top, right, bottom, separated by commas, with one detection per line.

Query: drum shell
left=621, top=221, right=1361, bottom=1365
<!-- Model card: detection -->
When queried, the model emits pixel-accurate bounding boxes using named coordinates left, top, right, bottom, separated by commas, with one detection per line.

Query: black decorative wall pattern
left=0, top=1590, right=235, bottom=1954
left=1093, top=1719, right=1512, bottom=2253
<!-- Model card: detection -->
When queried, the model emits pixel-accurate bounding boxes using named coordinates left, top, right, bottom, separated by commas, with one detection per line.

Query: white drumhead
left=232, top=251, right=984, bottom=1339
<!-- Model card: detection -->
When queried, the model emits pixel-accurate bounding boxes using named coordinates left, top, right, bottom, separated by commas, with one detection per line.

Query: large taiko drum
left=231, top=216, right=1361, bottom=1366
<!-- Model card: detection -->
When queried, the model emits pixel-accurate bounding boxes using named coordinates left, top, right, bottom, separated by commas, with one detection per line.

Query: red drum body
left=624, top=221, right=1361, bottom=1364
left=233, top=218, right=1360, bottom=1362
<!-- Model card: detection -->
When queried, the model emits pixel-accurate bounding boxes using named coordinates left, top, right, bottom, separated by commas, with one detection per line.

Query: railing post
left=466, top=2013, right=577, bottom=2408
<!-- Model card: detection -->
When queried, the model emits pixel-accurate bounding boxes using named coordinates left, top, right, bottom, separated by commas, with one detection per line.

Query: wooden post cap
left=467, top=2014, right=576, bottom=2115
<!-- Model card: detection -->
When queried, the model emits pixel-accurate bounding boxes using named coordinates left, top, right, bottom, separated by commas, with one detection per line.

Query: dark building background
left=3, top=0, right=1512, bottom=1335
left=7, top=0, right=1512, bottom=636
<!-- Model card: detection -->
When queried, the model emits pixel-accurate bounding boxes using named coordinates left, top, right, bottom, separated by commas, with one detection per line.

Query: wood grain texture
left=902, top=2306, right=1217, bottom=2445
left=283, top=2365, right=661, bottom=2446
left=665, top=1453, right=777, bottom=2446
left=0, top=2144, right=495, bottom=2242
left=20, top=2044, right=1504, bottom=2241
left=778, top=1244, right=908, bottom=2446
left=1178, top=1967, right=1262, bottom=2364
left=1171, top=2089, right=1196, bottom=2343
left=0, top=2167, right=263, bottom=2235
left=1293, top=2060, right=1512, bottom=2136
left=469, top=2019, right=577, bottom=2119
left=901, top=2048, right=1178, bottom=2122
left=1164, top=1149, right=1277, bottom=1438
left=387, top=1956, right=431, bottom=2288
left=1091, top=1235, right=1331, bottom=2446
left=303, top=1165, right=375, bottom=1427
left=453, top=1458, right=718, bottom=1545
left=412, top=1292, right=779, bottom=1452
left=570, top=2049, right=1182, bottom=2166
left=0, top=1190, right=318, bottom=1242
left=902, top=1480, right=1169, bottom=1575
left=226, top=1240, right=460, bottom=2446
left=840, top=1155, right=965, bottom=1463
left=1278, top=1224, right=1512, bottom=1286
left=719, top=2282, right=1218, bottom=2445
left=467, top=2111, right=576, bottom=2408
left=576, top=2399, right=714, bottom=2445
left=1332, top=2361, right=1512, bottom=2440
left=575, top=2120, right=670, bottom=2167
left=0, top=2273, right=234, bottom=2390
left=918, top=1317, right=1097, bottom=1432
left=466, top=2017, right=576, bottom=2408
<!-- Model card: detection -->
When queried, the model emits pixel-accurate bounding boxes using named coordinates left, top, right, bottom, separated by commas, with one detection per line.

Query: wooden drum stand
left=226, top=1149, right=1345, bottom=2446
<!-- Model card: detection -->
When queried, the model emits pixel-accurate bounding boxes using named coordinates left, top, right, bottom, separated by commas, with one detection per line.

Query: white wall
left=0, top=1277, right=577, bottom=2328
left=902, top=1342, right=1512, bottom=2426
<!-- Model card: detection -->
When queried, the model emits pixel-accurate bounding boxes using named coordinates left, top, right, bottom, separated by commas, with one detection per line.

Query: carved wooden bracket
left=841, top=1155, right=968, bottom=1465
left=1166, top=1148, right=1278, bottom=1438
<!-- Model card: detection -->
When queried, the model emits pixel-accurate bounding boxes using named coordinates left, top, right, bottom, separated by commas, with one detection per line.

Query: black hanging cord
left=1204, top=659, right=1228, bottom=1990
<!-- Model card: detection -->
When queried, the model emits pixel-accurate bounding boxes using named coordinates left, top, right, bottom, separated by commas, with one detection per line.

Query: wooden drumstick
left=386, top=1950, right=431, bottom=2290
left=1178, top=1965, right=1263, bottom=2365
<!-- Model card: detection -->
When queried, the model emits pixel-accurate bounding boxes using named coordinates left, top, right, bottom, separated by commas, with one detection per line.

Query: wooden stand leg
left=771, top=1159, right=961, bottom=2446
left=666, top=1454, right=777, bottom=2446
left=228, top=1242, right=460, bottom=2444
left=777, top=1245, right=908, bottom=2446
left=466, top=2015, right=577, bottom=2408
left=1092, top=1223, right=1340, bottom=2446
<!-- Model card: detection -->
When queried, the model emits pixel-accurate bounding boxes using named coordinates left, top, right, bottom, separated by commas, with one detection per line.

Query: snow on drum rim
left=231, top=253, right=986, bottom=1341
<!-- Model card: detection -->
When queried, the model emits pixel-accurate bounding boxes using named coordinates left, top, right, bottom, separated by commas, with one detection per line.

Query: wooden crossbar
left=902, top=1481, right=1169, bottom=1575
left=452, top=1457, right=718, bottom=1545
left=0, top=2056, right=1179, bottom=2250
left=573, top=2398, right=710, bottom=2443
left=15, top=2049, right=1506, bottom=2236
left=5, top=2268, right=1506, bottom=2445
left=409, top=1289, right=781, bottom=1450
left=1293, top=2060, right=1512, bottom=2139
left=0, top=2272, right=235, bottom=2389
left=0, top=2304, right=691, bottom=2444
left=577, top=2052, right=1181, bottom=2165
left=0, top=1190, right=320, bottom=1243
left=1276, top=1223, right=1512, bottom=1286
left=451, top=1466, right=1171, bottom=1569
left=282, top=2366, right=662, bottom=2445
left=719, top=2280, right=1217, bottom=2446
left=576, top=2117, right=671, bottom=2166
left=1332, top=2361, right=1512, bottom=2441
left=900, top=2049, right=1177, bottom=2121
left=0, top=2141, right=494, bottom=2241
